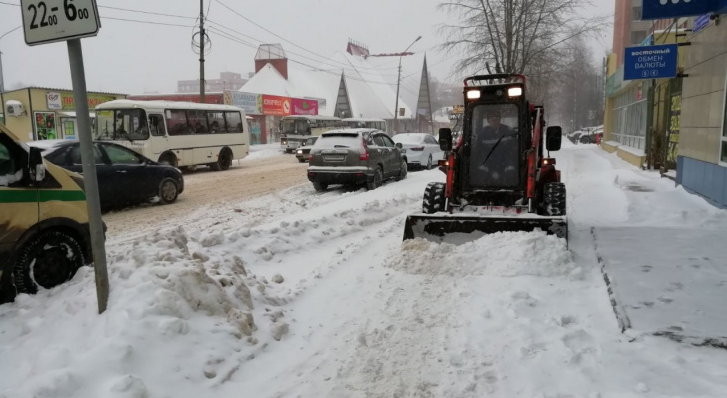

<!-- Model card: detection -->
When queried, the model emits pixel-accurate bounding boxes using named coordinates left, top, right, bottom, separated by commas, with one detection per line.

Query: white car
left=393, top=133, right=444, bottom=170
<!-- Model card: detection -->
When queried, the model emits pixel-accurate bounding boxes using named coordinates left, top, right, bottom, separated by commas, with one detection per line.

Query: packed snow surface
left=2, top=140, right=727, bottom=397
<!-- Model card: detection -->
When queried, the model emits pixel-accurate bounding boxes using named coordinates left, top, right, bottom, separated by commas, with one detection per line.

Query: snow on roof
left=241, top=52, right=414, bottom=120
left=328, top=51, right=412, bottom=120
left=240, top=64, right=340, bottom=117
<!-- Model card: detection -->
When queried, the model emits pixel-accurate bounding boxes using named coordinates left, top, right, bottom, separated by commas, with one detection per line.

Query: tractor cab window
left=469, top=103, right=520, bottom=189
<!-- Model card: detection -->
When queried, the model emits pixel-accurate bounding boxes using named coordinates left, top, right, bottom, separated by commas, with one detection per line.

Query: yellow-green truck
left=0, top=123, right=95, bottom=303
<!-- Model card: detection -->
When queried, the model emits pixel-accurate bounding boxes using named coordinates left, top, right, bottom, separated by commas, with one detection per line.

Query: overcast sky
left=0, top=0, right=614, bottom=103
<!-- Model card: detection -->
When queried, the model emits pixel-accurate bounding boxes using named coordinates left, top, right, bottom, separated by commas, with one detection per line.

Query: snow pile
left=0, top=226, right=290, bottom=398
left=388, top=230, right=577, bottom=278
left=242, top=144, right=284, bottom=162
left=0, top=169, right=23, bottom=186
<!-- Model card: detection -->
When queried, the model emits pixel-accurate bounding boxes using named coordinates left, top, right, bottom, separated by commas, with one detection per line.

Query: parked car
left=295, top=136, right=318, bottom=163
left=307, top=129, right=407, bottom=191
left=2, top=124, right=97, bottom=301
left=579, top=128, right=603, bottom=144
left=392, top=133, right=444, bottom=170
left=28, top=140, right=184, bottom=211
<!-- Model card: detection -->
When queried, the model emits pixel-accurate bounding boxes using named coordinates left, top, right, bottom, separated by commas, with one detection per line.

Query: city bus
left=342, top=118, right=387, bottom=131
left=94, top=100, right=250, bottom=171
left=280, top=115, right=344, bottom=153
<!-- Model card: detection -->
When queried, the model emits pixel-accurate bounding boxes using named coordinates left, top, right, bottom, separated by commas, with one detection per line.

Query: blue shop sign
left=623, top=44, right=679, bottom=81
left=642, top=0, right=727, bottom=20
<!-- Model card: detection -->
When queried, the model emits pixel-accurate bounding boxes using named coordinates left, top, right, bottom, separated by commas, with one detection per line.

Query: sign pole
left=67, top=38, right=109, bottom=313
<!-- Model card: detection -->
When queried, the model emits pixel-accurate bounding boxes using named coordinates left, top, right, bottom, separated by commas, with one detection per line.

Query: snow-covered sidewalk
left=1, top=143, right=727, bottom=398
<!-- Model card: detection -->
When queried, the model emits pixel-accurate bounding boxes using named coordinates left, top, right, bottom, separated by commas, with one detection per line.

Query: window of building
left=630, top=31, right=647, bottom=45
left=632, top=6, right=642, bottom=21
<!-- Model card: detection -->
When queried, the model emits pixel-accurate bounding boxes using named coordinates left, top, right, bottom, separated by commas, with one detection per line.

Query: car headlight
left=297, top=150, right=303, bottom=154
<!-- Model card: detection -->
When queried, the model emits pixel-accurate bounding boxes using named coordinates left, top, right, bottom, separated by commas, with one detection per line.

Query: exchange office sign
left=623, top=44, right=678, bottom=81
left=642, top=0, right=727, bottom=20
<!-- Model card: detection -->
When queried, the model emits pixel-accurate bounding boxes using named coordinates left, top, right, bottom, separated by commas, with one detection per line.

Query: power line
left=208, top=28, right=405, bottom=88
left=103, top=17, right=194, bottom=28
left=97, top=5, right=197, bottom=20
left=214, top=0, right=399, bottom=72
left=206, top=21, right=402, bottom=79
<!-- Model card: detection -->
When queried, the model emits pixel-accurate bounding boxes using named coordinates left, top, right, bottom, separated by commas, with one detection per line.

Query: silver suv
left=307, top=129, right=407, bottom=191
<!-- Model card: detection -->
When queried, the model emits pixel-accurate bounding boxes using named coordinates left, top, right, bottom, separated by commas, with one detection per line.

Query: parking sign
left=20, top=0, right=100, bottom=46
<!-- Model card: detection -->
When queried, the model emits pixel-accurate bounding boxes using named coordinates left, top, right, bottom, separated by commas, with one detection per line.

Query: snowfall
left=2, top=141, right=727, bottom=398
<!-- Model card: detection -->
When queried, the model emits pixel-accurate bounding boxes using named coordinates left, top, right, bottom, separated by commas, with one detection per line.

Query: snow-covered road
left=2, top=143, right=727, bottom=398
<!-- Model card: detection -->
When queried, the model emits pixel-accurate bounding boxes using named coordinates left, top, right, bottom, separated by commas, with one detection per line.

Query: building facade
left=177, top=72, right=250, bottom=94
left=677, top=15, right=727, bottom=207
left=1, top=87, right=126, bottom=142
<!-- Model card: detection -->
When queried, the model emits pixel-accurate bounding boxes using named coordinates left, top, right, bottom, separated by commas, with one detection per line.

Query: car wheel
left=395, top=160, right=407, bottom=181
left=367, top=167, right=383, bottom=191
left=298, top=158, right=306, bottom=163
left=13, top=230, right=86, bottom=294
left=159, top=153, right=177, bottom=168
left=579, top=135, right=591, bottom=144
left=426, top=155, right=433, bottom=170
left=159, top=177, right=179, bottom=204
left=312, top=182, right=328, bottom=192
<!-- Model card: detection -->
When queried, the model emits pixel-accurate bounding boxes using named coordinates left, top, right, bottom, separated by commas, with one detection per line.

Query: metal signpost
left=20, top=0, right=109, bottom=313
left=623, top=44, right=679, bottom=81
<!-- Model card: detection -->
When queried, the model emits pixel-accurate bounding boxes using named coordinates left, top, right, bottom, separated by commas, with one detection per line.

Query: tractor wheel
left=422, top=182, right=446, bottom=214
left=544, top=182, right=566, bottom=216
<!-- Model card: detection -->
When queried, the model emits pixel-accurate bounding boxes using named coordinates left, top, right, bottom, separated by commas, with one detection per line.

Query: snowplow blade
left=403, top=214, right=567, bottom=244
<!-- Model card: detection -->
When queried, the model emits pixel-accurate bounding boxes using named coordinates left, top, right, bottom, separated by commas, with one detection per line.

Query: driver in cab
left=470, top=107, right=519, bottom=187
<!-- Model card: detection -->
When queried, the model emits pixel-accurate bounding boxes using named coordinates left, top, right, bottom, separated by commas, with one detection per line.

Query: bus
left=342, top=118, right=387, bottom=131
left=94, top=100, right=250, bottom=171
left=280, top=115, right=344, bottom=153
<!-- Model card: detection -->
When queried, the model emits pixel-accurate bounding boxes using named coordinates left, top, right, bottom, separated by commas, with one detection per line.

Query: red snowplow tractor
left=403, top=74, right=567, bottom=243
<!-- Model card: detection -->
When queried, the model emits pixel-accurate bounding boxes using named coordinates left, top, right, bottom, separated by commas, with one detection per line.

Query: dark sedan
left=28, top=140, right=184, bottom=211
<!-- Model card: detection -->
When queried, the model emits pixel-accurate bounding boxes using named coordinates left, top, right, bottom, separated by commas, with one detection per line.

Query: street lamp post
left=0, top=27, right=22, bottom=93
left=394, top=36, right=421, bottom=133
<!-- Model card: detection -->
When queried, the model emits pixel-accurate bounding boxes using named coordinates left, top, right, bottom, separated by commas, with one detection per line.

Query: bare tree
left=438, top=0, right=609, bottom=81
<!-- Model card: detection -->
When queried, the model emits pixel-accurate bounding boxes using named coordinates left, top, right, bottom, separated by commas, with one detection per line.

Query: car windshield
left=393, top=134, right=425, bottom=144
left=314, top=133, right=361, bottom=149
left=282, top=119, right=310, bottom=135
left=469, top=103, right=519, bottom=188
left=95, top=109, right=149, bottom=141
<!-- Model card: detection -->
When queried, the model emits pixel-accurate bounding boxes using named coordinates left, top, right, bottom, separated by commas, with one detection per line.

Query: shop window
left=34, top=112, right=57, bottom=140
left=630, top=31, right=647, bottom=45
left=721, top=71, right=727, bottom=164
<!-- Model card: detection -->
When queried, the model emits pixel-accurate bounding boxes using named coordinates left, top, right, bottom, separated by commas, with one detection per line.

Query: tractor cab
left=405, top=74, right=567, bottom=243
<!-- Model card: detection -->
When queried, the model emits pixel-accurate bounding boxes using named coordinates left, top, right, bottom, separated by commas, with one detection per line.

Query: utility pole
left=393, top=36, right=421, bottom=133
left=199, top=0, right=206, bottom=103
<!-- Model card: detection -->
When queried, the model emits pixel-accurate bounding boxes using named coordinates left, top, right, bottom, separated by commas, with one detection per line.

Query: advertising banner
left=61, top=92, right=116, bottom=110
left=262, top=95, right=291, bottom=116
left=46, top=92, right=62, bottom=110
left=224, top=91, right=262, bottom=114
left=642, top=0, right=726, bottom=20
left=291, top=98, right=318, bottom=115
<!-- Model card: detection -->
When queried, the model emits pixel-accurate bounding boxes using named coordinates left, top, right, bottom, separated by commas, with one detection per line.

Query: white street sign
left=20, top=0, right=100, bottom=46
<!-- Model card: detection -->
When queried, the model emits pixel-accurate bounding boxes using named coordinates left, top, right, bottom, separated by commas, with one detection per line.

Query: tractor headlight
left=466, top=90, right=481, bottom=100
left=508, top=87, right=523, bottom=97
